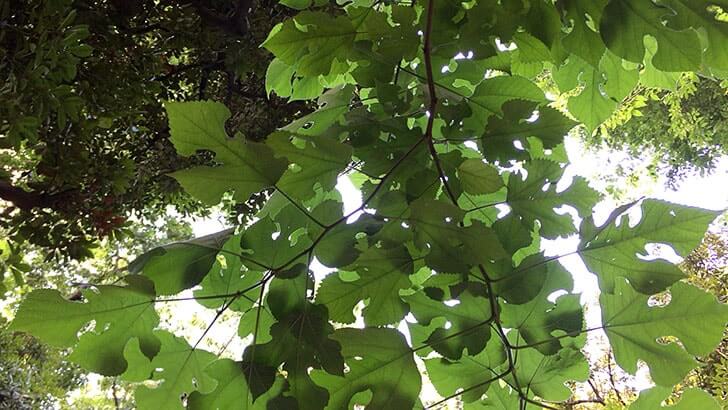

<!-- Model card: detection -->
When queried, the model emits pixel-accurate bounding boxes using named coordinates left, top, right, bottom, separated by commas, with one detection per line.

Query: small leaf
left=458, top=159, right=503, bottom=195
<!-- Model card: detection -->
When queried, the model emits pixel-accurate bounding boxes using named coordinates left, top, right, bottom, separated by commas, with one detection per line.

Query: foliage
left=564, top=220, right=728, bottom=408
left=0, top=316, right=85, bottom=409
left=1, top=214, right=194, bottom=408
left=586, top=74, right=728, bottom=189
left=8, top=1, right=728, bottom=410
left=0, top=0, right=304, bottom=270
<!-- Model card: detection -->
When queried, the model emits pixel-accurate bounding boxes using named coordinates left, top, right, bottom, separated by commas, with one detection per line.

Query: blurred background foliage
left=0, top=0, right=308, bottom=267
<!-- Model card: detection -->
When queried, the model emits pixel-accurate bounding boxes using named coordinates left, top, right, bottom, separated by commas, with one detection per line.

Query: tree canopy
left=0, top=0, right=303, bottom=262
left=5, top=0, right=728, bottom=409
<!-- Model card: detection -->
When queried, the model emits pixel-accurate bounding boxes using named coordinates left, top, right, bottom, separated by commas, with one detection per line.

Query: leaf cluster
left=9, top=1, right=728, bottom=409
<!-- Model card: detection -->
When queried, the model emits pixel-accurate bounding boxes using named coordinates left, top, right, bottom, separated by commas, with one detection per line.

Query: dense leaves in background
left=8, top=1, right=728, bottom=410
left=0, top=0, right=305, bottom=272
left=0, top=316, right=84, bottom=409
left=587, top=75, right=728, bottom=188
left=1, top=215, right=194, bottom=408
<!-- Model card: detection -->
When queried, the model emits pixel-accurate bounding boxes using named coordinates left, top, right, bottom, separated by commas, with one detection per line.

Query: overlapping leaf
left=507, top=159, right=602, bottom=239
left=425, top=329, right=506, bottom=403
left=316, top=245, right=413, bottom=325
left=601, top=279, right=728, bottom=386
left=133, top=330, right=217, bottom=410
left=165, top=101, right=287, bottom=205
left=310, top=328, right=421, bottom=409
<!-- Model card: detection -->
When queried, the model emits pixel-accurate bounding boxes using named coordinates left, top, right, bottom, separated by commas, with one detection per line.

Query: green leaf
left=243, top=276, right=344, bottom=409
left=129, top=228, right=233, bottom=295
left=458, top=159, right=503, bottom=195
left=601, top=279, right=728, bottom=386
left=630, top=386, right=721, bottom=410
left=501, top=263, right=582, bottom=355
left=425, top=330, right=506, bottom=403
left=239, top=205, right=313, bottom=270
left=263, top=12, right=357, bottom=77
left=316, top=245, right=413, bottom=325
left=266, top=58, right=295, bottom=98
left=310, top=328, right=421, bottom=409
left=165, top=101, right=287, bottom=205
left=560, top=57, right=616, bottom=131
left=580, top=199, right=720, bottom=294
left=599, top=0, right=701, bottom=72
left=512, top=32, right=552, bottom=63
left=662, top=0, right=728, bottom=72
left=507, top=160, right=602, bottom=238
left=480, top=102, right=577, bottom=163
left=510, top=344, right=589, bottom=402
left=135, top=330, right=217, bottom=410
left=187, top=359, right=285, bottom=410
left=410, top=198, right=506, bottom=274
left=465, top=384, right=520, bottom=409
left=406, top=285, right=492, bottom=359
left=562, top=0, right=607, bottom=68
left=314, top=213, right=383, bottom=268
left=10, top=277, right=159, bottom=376
left=193, top=234, right=265, bottom=312
left=464, top=75, right=546, bottom=135
left=268, top=132, right=352, bottom=200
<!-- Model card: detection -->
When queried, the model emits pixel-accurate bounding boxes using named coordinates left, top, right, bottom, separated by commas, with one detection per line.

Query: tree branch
left=0, top=179, right=75, bottom=211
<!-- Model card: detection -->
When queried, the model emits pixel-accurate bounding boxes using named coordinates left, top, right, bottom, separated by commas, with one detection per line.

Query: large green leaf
left=243, top=276, right=344, bottom=410
left=509, top=344, right=589, bottom=402
left=239, top=204, right=313, bottom=270
left=187, top=360, right=286, bottom=410
left=406, top=283, right=493, bottom=360
left=310, top=328, right=421, bottom=409
left=464, top=75, right=546, bottom=135
left=501, top=263, right=582, bottom=355
left=410, top=198, right=506, bottom=274
left=10, top=276, right=159, bottom=376
left=268, top=132, right=352, bottom=200
left=662, top=0, right=728, bottom=72
left=599, top=0, right=701, bottom=72
left=193, top=234, right=265, bottom=312
left=479, top=102, right=577, bottom=163
left=458, top=159, right=503, bottom=195
left=129, top=228, right=233, bottom=295
left=134, top=330, right=217, bottom=410
left=262, top=11, right=357, bottom=77
left=580, top=199, right=720, bottom=294
left=601, top=279, right=728, bottom=386
left=465, top=384, right=520, bottom=409
left=630, top=386, right=721, bottom=410
left=316, top=245, right=413, bottom=325
left=425, top=330, right=506, bottom=403
left=165, top=101, right=287, bottom=205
